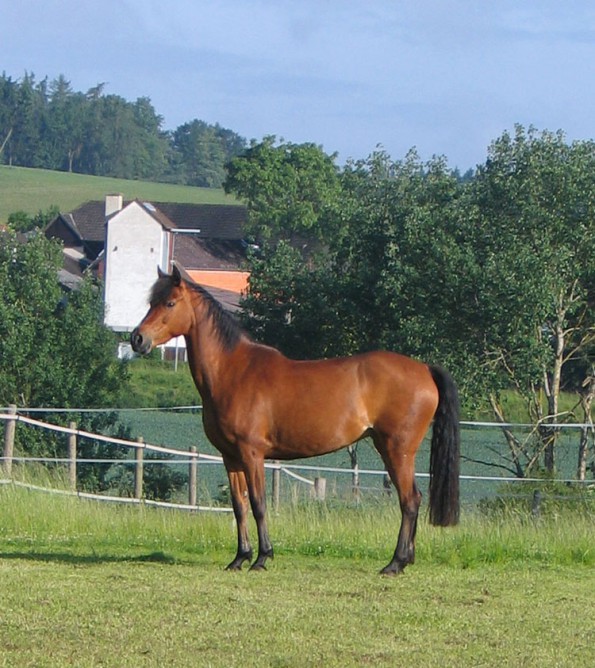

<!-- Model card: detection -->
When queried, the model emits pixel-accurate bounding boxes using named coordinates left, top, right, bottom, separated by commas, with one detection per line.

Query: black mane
left=150, top=274, right=243, bottom=352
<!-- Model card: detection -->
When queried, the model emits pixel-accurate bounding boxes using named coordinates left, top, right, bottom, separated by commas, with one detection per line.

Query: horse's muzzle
left=130, top=327, right=152, bottom=355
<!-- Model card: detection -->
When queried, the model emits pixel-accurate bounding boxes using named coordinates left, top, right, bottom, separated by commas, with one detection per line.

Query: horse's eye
left=166, top=301, right=176, bottom=308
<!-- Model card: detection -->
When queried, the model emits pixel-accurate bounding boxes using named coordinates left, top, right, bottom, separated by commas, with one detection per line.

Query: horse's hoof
left=249, top=562, right=267, bottom=572
left=379, top=563, right=405, bottom=576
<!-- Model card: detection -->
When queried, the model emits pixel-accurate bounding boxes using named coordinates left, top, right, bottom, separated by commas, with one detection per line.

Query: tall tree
left=171, top=119, right=246, bottom=187
left=465, top=127, right=595, bottom=474
left=225, top=136, right=342, bottom=244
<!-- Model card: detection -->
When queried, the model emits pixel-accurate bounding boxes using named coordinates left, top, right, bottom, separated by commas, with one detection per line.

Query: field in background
left=114, top=408, right=592, bottom=506
left=0, top=165, right=237, bottom=223
left=0, top=482, right=593, bottom=667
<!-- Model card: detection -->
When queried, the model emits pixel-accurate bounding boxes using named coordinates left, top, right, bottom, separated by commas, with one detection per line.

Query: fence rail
left=2, top=404, right=593, bottom=511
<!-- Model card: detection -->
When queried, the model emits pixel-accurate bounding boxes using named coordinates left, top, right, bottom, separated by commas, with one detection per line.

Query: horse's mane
left=150, top=274, right=243, bottom=352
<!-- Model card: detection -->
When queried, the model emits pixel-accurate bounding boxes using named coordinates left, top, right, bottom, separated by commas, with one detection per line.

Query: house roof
left=55, top=200, right=247, bottom=245
left=152, top=203, right=247, bottom=238
left=48, top=199, right=250, bottom=303
left=173, top=234, right=246, bottom=270
left=61, top=201, right=108, bottom=242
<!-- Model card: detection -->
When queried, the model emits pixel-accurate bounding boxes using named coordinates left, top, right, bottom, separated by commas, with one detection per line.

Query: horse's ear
left=172, top=264, right=182, bottom=286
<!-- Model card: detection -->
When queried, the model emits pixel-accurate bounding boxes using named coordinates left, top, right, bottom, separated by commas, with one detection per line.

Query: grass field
left=0, top=482, right=593, bottom=667
left=0, top=165, right=237, bottom=223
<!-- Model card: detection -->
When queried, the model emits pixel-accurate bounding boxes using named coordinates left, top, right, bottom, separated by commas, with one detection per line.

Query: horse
left=131, top=265, right=460, bottom=575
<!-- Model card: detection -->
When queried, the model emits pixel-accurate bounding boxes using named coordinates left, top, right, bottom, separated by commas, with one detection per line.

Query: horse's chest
left=202, top=402, right=269, bottom=453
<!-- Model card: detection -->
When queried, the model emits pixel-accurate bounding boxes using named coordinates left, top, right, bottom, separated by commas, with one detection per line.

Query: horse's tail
left=428, top=366, right=460, bottom=526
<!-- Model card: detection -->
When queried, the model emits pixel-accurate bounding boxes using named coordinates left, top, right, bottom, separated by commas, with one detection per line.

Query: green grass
left=119, top=358, right=200, bottom=409
left=0, top=165, right=238, bottom=223
left=0, top=481, right=593, bottom=667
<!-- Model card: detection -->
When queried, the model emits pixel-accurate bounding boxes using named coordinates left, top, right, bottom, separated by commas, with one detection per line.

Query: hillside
left=0, top=165, right=239, bottom=223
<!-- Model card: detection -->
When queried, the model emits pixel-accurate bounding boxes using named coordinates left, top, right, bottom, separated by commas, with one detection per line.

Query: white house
left=103, top=195, right=173, bottom=332
left=46, top=194, right=249, bottom=360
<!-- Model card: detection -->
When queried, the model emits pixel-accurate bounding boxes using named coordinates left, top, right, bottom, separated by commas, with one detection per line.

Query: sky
left=2, top=0, right=595, bottom=171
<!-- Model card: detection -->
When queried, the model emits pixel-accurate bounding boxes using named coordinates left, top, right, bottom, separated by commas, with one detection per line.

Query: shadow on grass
left=0, top=549, right=179, bottom=566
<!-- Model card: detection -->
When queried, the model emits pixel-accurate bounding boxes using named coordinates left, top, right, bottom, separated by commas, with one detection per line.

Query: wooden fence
left=0, top=405, right=331, bottom=509
left=2, top=404, right=593, bottom=511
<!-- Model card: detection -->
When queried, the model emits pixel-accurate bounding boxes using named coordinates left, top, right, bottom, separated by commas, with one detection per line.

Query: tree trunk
left=577, top=369, right=594, bottom=481
left=489, top=394, right=525, bottom=478
left=0, top=127, right=12, bottom=156
left=543, top=300, right=566, bottom=473
left=347, top=444, right=360, bottom=502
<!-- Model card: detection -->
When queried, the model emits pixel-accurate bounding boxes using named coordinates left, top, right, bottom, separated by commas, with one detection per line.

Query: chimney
left=105, top=193, right=123, bottom=218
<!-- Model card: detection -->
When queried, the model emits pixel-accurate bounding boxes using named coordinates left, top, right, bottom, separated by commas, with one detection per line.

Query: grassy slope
left=0, top=485, right=593, bottom=667
left=0, top=164, right=237, bottom=223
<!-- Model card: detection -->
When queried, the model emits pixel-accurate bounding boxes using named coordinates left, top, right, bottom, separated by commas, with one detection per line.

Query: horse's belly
left=268, top=416, right=368, bottom=460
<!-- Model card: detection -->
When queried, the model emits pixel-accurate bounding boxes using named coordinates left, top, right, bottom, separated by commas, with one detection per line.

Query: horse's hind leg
left=225, top=467, right=253, bottom=570
left=373, top=434, right=423, bottom=576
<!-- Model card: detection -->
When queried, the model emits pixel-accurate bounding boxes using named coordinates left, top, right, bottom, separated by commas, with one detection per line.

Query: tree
left=0, top=230, right=129, bottom=464
left=224, top=138, right=345, bottom=358
left=171, top=119, right=246, bottom=187
left=229, top=131, right=594, bottom=480
left=464, top=127, right=595, bottom=475
left=0, top=73, right=18, bottom=159
left=225, top=136, right=342, bottom=244
left=7, top=206, right=59, bottom=233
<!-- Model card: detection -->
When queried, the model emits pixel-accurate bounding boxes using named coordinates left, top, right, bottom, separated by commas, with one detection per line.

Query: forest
left=0, top=72, right=246, bottom=187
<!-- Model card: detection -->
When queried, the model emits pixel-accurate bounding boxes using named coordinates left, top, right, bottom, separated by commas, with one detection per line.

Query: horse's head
left=131, top=265, right=194, bottom=355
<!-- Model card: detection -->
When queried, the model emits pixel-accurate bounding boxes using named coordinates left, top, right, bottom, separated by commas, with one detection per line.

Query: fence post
left=352, top=463, right=361, bottom=503
left=68, top=421, right=77, bottom=492
left=314, top=476, right=326, bottom=502
left=531, top=489, right=542, bottom=518
left=3, top=404, right=17, bottom=477
left=188, top=446, right=197, bottom=508
left=135, top=437, right=144, bottom=500
left=272, top=460, right=280, bottom=511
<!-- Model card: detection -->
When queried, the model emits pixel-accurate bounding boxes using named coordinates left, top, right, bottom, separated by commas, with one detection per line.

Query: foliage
left=461, top=127, right=595, bottom=473
left=0, top=72, right=246, bottom=186
left=224, top=135, right=342, bottom=243
left=226, top=129, right=595, bottom=479
left=171, top=119, right=246, bottom=187
left=103, top=451, right=187, bottom=501
left=6, top=205, right=59, bottom=232
left=240, top=241, right=344, bottom=359
left=0, top=230, right=130, bottom=484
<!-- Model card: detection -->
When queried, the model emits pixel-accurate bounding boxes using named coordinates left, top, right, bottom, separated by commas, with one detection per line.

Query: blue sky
left=2, top=0, right=595, bottom=170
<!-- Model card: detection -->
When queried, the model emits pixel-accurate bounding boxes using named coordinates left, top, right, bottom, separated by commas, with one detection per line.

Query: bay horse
left=131, top=265, right=460, bottom=575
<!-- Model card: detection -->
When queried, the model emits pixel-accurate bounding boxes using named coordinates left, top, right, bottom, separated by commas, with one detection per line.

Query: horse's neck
left=184, top=320, right=238, bottom=400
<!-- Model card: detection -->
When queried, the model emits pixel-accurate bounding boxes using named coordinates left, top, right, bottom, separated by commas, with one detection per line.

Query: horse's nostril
left=131, top=328, right=142, bottom=351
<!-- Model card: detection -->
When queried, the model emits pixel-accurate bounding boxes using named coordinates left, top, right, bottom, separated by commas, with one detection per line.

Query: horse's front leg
left=225, top=467, right=253, bottom=571
left=244, top=453, right=274, bottom=571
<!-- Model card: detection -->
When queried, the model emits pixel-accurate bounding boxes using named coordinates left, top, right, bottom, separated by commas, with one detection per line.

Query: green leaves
left=227, top=129, right=593, bottom=476
left=225, top=136, right=341, bottom=243
left=0, top=230, right=127, bottom=410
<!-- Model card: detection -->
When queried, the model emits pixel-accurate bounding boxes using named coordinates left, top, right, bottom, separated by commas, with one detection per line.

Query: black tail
left=428, top=366, right=460, bottom=526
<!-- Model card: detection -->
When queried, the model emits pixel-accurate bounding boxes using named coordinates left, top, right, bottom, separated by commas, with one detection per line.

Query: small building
left=46, top=195, right=250, bottom=359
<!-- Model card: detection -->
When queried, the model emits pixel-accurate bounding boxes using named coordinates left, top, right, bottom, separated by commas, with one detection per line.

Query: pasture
left=0, top=481, right=593, bottom=667
left=0, top=165, right=236, bottom=223
left=114, top=407, right=591, bottom=507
